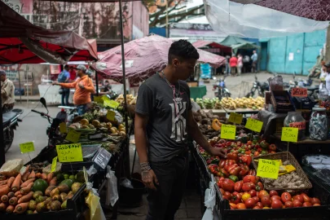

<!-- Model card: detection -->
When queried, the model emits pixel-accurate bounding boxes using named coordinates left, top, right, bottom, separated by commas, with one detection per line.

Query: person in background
left=320, top=61, right=327, bottom=80
left=135, top=40, right=226, bottom=220
left=243, top=54, right=250, bottom=73
left=57, top=65, right=71, bottom=106
left=69, top=66, right=77, bottom=81
left=53, top=65, right=95, bottom=115
left=103, top=80, right=112, bottom=92
left=251, top=50, right=258, bottom=73
left=0, top=70, right=15, bottom=112
left=324, top=62, right=330, bottom=96
left=225, top=55, right=231, bottom=75
left=229, top=54, right=238, bottom=76
left=237, top=54, right=243, bottom=76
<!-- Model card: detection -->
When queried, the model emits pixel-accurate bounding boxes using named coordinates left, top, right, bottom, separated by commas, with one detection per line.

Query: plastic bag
left=106, top=166, right=119, bottom=206
left=85, top=191, right=106, bottom=220
left=0, top=159, right=23, bottom=176
left=202, top=175, right=216, bottom=220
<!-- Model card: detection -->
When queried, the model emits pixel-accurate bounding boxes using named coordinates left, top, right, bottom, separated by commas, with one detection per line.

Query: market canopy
left=193, top=40, right=232, bottom=53
left=94, top=35, right=226, bottom=82
left=220, top=36, right=259, bottom=50
left=0, top=1, right=98, bottom=64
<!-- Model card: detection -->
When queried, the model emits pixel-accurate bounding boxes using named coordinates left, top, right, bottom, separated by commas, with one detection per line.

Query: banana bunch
left=220, top=97, right=264, bottom=110
left=115, top=94, right=137, bottom=105
left=220, top=98, right=237, bottom=110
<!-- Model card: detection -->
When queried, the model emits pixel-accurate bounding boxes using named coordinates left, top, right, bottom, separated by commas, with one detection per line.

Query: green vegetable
left=32, top=179, right=48, bottom=192
left=60, top=179, right=74, bottom=189
left=63, top=174, right=69, bottom=180
left=228, top=175, right=238, bottom=182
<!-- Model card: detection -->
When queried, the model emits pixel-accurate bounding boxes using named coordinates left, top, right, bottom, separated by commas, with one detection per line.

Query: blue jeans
left=76, top=104, right=88, bottom=115
left=225, top=63, right=231, bottom=75
left=61, top=89, right=70, bottom=106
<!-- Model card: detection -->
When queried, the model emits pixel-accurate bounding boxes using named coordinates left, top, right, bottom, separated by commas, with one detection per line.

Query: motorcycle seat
left=2, top=109, right=22, bottom=126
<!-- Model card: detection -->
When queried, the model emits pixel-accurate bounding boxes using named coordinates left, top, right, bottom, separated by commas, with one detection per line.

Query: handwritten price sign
left=291, top=88, right=307, bottom=98
left=104, top=100, right=120, bottom=109
left=19, top=142, right=35, bottom=154
left=107, top=110, right=116, bottom=121
left=56, top=144, right=83, bottom=163
left=59, top=122, right=67, bottom=134
left=257, top=159, right=280, bottom=179
left=66, top=130, right=81, bottom=143
left=220, top=124, right=236, bottom=140
left=51, top=156, right=57, bottom=172
left=228, top=113, right=243, bottom=124
left=245, top=118, right=263, bottom=133
left=93, top=96, right=103, bottom=104
left=281, top=127, right=298, bottom=143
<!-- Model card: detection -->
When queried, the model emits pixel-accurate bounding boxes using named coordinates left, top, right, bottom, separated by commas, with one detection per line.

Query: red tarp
left=256, top=0, right=330, bottom=21
left=38, top=0, right=141, bottom=2
left=0, top=1, right=98, bottom=64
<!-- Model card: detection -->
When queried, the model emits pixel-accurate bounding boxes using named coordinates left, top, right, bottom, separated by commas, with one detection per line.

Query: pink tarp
left=95, top=35, right=226, bottom=82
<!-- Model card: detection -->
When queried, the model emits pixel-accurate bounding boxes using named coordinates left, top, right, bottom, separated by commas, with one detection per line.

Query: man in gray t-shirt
left=135, top=40, right=226, bottom=220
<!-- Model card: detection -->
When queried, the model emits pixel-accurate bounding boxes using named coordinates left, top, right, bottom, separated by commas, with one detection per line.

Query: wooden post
left=325, top=26, right=330, bottom=62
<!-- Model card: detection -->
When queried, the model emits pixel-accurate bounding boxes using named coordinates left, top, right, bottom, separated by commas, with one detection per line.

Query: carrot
left=0, top=180, right=7, bottom=185
left=17, top=194, right=22, bottom=199
left=22, top=171, right=30, bottom=182
left=28, top=171, right=35, bottom=180
left=0, top=203, right=6, bottom=212
left=6, top=176, right=15, bottom=188
left=8, top=191, right=14, bottom=198
left=41, top=173, right=47, bottom=180
left=9, top=196, right=18, bottom=206
left=35, top=173, right=42, bottom=179
left=20, top=182, right=33, bottom=195
left=22, top=165, right=30, bottom=178
left=1, top=195, right=8, bottom=203
left=11, top=174, right=21, bottom=192
left=21, top=178, right=34, bottom=188
left=18, top=192, right=33, bottom=204
left=14, top=191, right=21, bottom=196
left=47, top=172, right=54, bottom=183
left=6, top=205, right=14, bottom=213
left=0, top=185, right=10, bottom=197
left=14, top=202, right=29, bottom=214
left=49, top=177, right=57, bottom=186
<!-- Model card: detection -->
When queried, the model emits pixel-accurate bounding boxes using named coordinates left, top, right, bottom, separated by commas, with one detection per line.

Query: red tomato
left=242, top=182, right=255, bottom=192
left=254, top=151, right=260, bottom=157
left=269, top=190, right=278, bottom=197
left=223, top=191, right=232, bottom=200
left=229, top=203, right=237, bottom=210
left=292, top=199, right=302, bottom=207
left=256, top=182, right=264, bottom=191
left=271, top=200, right=283, bottom=209
left=243, top=175, right=257, bottom=184
left=253, top=206, right=261, bottom=209
left=230, top=193, right=242, bottom=204
left=271, top=195, right=281, bottom=203
left=256, top=202, right=263, bottom=208
left=258, top=190, right=269, bottom=199
left=237, top=203, right=246, bottom=210
left=249, top=190, right=257, bottom=197
left=313, top=203, right=321, bottom=206
left=234, top=181, right=243, bottom=192
left=284, top=201, right=293, bottom=208
left=293, top=195, right=304, bottom=203
left=245, top=198, right=256, bottom=208
left=220, top=188, right=225, bottom=195
left=311, top=198, right=321, bottom=205
left=252, top=196, right=259, bottom=203
left=280, top=192, right=292, bottom=203
left=261, top=196, right=271, bottom=207
left=301, top=193, right=311, bottom=203
left=222, top=179, right=235, bottom=192
left=303, top=202, right=312, bottom=207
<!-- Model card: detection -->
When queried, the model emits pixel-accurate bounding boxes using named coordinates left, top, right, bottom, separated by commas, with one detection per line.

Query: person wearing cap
left=53, top=65, right=95, bottom=115
left=57, top=65, right=71, bottom=106
left=0, top=70, right=15, bottom=112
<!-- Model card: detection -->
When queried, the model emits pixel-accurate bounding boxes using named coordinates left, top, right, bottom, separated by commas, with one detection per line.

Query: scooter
left=213, top=76, right=231, bottom=100
left=3, top=108, right=23, bottom=152
left=246, top=75, right=269, bottom=98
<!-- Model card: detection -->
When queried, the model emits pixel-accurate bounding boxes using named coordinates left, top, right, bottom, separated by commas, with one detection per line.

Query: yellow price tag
left=66, top=130, right=81, bottom=143
left=108, top=100, right=120, bottom=109
left=257, top=159, right=280, bottom=179
left=220, top=124, right=236, bottom=140
left=107, top=110, right=116, bottom=121
left=56, top=143, right=83, bottom=162
left=228, top=113, right=243, bottom=124
left=19, top=142, right=35, bottom=154
left=245, top=118, right=263, bottom=133
left=93, top=96, right=103, bottom=104
left=59, top=122, right=67, bottom=134
left=51, top=156, right=57, bottom=172
left=281, top=127, right=298, bottom=143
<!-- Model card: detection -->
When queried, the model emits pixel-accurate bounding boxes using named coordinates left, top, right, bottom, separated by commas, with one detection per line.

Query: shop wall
left=261, top=29, right=326, bottom=75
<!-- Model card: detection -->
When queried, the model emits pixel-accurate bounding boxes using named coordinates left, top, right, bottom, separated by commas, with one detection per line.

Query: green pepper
left=228, top=175, right=238, bottom=182
left=211, top=158, right=220, bottom=164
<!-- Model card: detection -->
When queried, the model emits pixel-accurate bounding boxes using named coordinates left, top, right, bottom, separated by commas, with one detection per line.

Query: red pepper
left=234, top=181, right=243, bottom=192
left=226, top=164, right=241, bottom=176
left=240, top=155, right=252, bottom=166
left=208, top=164, right=218, bottom=174
left=224, top=159, right=236, bottom=170
left=217, top=177, right=225, bottom=188
left=219, top=160, right=226, bottom=168
left=243, top=175, right=257, bottom=184
left=220, top=168, right=229, bottom=177
left=238, top=164, right=249, bottom=177
left=227, top=153, right=239, bottom=162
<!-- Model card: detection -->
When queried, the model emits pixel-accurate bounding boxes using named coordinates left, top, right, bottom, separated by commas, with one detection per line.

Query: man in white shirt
left=0, top=70, right=15, bottom=112
left=251, top=50, right=258, bottom=73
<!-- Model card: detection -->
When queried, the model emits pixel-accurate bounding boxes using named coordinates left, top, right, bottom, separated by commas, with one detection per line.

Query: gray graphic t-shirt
left=135, top=73, right=192, bottom=162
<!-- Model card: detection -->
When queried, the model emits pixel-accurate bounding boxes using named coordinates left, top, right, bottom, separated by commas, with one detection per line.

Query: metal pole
left=0, top=79, right=5, bottom=166
left=95, top=72, right=99, bottom=96
left=119, top=0, right=128, bottom=135
left=18, top=65, right=22, bottom=102
left=166, top=0, right=169, bottom=37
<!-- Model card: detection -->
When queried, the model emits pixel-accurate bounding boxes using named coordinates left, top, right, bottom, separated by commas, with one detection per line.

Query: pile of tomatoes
left=199, top=138, right=322, bottom=210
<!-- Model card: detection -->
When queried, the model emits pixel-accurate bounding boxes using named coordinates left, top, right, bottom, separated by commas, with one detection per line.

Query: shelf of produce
left=191, top=143, right=330, bottom=220
left=203, top=109, right=261, bottom=115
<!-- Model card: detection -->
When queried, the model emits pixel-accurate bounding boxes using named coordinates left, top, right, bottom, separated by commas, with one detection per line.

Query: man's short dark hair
left=168, top=40, right=199, bottom=64
left=64, top=65, right=69, bottom=70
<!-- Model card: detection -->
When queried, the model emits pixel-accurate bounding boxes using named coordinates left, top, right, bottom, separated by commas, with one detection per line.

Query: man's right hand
left=52, top=82, right=59, bottom=86
left=142, top=169, right=159, bottom=190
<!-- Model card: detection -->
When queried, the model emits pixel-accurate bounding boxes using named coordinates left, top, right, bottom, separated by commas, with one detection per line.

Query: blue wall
left=260, top=29, right=326, bottom=75
left=149, top=28, right=166, bottom=37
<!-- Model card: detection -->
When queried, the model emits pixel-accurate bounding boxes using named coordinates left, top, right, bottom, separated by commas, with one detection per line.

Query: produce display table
left=190, top=85, right=207, bottom=100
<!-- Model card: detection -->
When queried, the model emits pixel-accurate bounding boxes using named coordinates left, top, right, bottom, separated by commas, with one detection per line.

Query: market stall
left=191, top=75, right=330, bottom=219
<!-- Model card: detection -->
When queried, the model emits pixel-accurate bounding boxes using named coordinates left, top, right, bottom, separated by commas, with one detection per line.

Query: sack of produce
left=0, top=159, right=24, bottom=177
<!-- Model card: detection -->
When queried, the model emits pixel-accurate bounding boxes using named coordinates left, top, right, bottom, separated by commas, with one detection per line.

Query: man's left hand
left=210, top=147, right=227, bottom=159
left=78, top=83, right=85, bottom=89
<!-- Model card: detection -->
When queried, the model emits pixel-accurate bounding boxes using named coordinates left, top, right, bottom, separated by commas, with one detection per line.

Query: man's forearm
left=188, top=122, right=213, bottom=154
left=135, top=128, right=149, bottom=163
